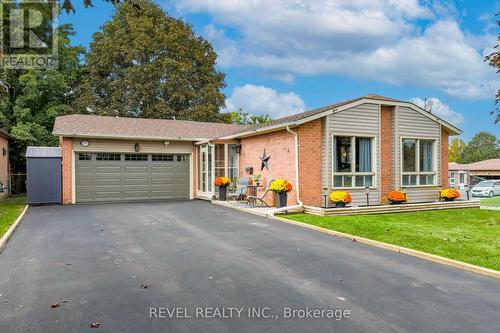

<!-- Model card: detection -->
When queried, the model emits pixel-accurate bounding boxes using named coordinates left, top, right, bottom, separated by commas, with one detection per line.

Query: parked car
left=471, top=180, right=500, bottom=197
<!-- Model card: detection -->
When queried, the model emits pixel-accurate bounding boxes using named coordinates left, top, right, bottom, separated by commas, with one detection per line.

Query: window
left=449, top=172, right=455, bottom=185
left=79, top=153, right=92, bottom=161
left=152, top=154, right=174, bottom=161
left=125, top=154, right=148, bottom=161
left=401, top=139, right=436, bottom=186
left=214, top=144, right=225, bottom=178
left=96, top=153, right=121, bottom=161
left=459, top=173, right=465, bottom=184
left=228, top=144, right=239, bottom=180
left=333, top=136, right=374, bottom=188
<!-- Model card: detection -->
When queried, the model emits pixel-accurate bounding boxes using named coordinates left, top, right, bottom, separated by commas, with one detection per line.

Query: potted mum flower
left=329, top=191, right=352, bottom=208
left=440, top=188, right=460, bottom=202
left=214, top=176, right=231, bottom=201
left=387, top=191, right=408, bottom=205
left=269, top=178, right=293, bottom=208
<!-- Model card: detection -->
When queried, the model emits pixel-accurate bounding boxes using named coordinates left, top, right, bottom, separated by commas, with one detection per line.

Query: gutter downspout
left=268, top=125, right=304, bottom=216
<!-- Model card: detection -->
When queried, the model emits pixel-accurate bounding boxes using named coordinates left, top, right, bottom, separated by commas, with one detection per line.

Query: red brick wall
left=239, top=130, right=296, bottom=206
left=60, top=137, right=73, bottom=204
left=441, top=129, right=449, bottom=187
left=297, top=119, right=323, bottom=206
left=380, top=106, right=394, bottom=199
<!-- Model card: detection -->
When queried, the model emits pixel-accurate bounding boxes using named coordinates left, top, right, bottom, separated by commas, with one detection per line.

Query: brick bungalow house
left=0, top=128, right=11, bottom=199
left=53, top=94, right=461, bottom=206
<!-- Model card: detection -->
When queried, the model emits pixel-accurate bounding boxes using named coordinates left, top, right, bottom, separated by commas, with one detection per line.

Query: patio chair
left=247, top=178, right=275, bottom=207
left=227, top=177, right=250, bottom=201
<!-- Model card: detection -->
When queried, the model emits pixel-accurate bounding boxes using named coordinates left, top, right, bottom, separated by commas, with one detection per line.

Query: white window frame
left=449, top=172, right=455, bottom=185
left=331, top=134, right=377, bottom=189
left=400, top=137, right=437, bottom=187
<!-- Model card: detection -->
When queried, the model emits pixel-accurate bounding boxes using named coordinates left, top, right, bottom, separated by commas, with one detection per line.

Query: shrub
left=329, top=191, right=352, bottom=204
left=440, top=188, right=460, bottom=200
left=387, top=191, right=408, bottom=203
left=269, top=179, right=293, bottom=193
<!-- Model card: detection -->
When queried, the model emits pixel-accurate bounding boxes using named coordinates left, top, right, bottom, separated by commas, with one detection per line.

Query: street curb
left=268, top=214, right=500, bottom=280
left=0, top=205, right=29, bottom=253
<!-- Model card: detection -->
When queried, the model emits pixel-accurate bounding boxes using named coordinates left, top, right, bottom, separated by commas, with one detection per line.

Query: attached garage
left=75, top=153, right=189, bottom=203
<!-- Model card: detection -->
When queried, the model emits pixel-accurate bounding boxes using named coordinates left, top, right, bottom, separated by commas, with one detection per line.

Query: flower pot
left=443, top=197, right=455, bottom=202
left=390, top=201, right=404, bottom=205
left=276, top=192, right=288, bottom=208
left=334, top=202, right=347, bottom=208
left=218, top=186, right=227, bottom=201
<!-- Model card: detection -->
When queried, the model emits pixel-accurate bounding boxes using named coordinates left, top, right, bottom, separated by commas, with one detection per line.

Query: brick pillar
left=297, top=119, right=323, bottom=206
left=441, top=129, right=449, bottom=187
left=380, top=106, right=394, bottom=201
left=60, top=137, right=73, bottom=204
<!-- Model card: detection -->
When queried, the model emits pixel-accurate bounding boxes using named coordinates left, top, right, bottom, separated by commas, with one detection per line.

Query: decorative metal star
left=260, top=149, right=270, bottom=171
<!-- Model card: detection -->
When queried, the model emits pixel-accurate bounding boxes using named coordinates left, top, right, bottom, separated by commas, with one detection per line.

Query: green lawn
left=0, top=196, right=26, bottom=238
left=285, top=208, right=500, bottom=271
left=480, top=196, right=500, bottom=207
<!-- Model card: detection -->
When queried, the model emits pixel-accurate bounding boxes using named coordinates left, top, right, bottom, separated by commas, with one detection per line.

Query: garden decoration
left=214, top=176, right=231, bottom=201
left=269, top=178, right=293, bottom=208
left=440, top=188, right=460, bottom=202
left=260, top=149, right=270, bottom=171
left=329, top=191, right=352, bottom=208
left=387, top=191, right=408, bottom=204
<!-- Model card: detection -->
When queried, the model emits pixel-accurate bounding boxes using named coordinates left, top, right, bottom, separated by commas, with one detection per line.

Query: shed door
left=75, top=153, right=189, bottom=203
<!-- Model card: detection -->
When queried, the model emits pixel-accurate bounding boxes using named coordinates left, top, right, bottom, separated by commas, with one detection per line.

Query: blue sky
left=60, top=0, right=500, bottom=141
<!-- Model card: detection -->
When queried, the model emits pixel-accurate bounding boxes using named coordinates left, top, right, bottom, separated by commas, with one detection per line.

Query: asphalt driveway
left=0, top=201, right=499, bottom=332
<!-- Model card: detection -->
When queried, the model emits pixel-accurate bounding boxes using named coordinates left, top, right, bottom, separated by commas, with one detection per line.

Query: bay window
left=333, top=136, right=374, bottom=188
left=402, top=138, right=436, bottom=186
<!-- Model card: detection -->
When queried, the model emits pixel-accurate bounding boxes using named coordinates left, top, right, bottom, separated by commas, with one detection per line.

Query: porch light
left=134, top=143, right=140, bottom=152
left=235, top=144, right=241, bottom=154
left=364, top=186, right=370, bottom=206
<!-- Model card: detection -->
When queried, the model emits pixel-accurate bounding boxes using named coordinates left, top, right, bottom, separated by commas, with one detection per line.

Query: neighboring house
left=449, top=159, right=500, bottom=189
left=0, top=129, right=12, bottom=199
left=53, top=94, right=461, bottom=206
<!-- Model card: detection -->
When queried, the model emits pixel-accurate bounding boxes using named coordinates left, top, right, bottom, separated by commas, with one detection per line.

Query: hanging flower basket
left=440, top=188, right=460, bottom=202
left=269, top=179, right=293, bottom=208
left=329, top=191, right=352, bottom=208
left=387, top=191, right=408, bottom=205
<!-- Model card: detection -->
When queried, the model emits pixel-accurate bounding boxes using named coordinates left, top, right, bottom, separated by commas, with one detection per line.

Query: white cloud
left=410, top=97, right=465, bottom=126
left=171, top=0, right=499, bottom=99
left=223, top=84, right=306, bottom=118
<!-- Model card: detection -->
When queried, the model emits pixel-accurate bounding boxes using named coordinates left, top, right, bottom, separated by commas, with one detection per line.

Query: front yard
left=285, top=208, right=500, bottom=271
left=0, top=196, right=26, bottom=238
left=480, top=196, right=500, bottom=207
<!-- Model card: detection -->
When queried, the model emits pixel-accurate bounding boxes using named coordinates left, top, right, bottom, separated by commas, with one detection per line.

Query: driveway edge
left=0, top=205, right=29, bottom=253
left=268, top=214, right=500, bottom=280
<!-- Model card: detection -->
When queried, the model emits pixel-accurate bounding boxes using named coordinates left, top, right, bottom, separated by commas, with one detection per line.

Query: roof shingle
left=53, top=115, right=249, bottom=140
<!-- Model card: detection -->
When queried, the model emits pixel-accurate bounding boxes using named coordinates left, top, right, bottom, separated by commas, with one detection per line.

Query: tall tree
left=448, top=138, right=465, bottom=163
left=484, top=13, right=500, bottom=123
left=460, top=132, right=500, bottom=163
left=74, top=0, right=227, bottom=122
left=229, top=109, right=271, bottom=125
left=0, top=24, right=86, bottom=171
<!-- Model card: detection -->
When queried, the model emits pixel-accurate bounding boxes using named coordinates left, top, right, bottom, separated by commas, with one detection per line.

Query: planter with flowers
left=269, top=179, right=293, bottom=208
left=387, top=191, right=408, bottom=205
left=329, top=191, right=352, bottom=208
left=214, top=176, right=231, bottom=201
left=440, top=188, right=460, bottom=202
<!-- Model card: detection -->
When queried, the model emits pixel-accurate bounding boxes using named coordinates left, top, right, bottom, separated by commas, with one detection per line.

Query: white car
left=471, top=180, right=500, bottom=197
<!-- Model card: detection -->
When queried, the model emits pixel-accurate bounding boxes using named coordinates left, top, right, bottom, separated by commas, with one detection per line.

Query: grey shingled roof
left=53, top=114, right=250, bottom=140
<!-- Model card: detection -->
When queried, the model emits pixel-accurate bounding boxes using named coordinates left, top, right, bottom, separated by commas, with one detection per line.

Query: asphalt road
left=0, top=201, right=498, bottom=332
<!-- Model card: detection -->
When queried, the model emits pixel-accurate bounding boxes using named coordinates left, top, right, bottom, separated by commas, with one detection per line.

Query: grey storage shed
left=26, top=147, right=62, bottom=205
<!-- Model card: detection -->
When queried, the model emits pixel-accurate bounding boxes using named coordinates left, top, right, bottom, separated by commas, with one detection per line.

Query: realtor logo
left=0, top=0, right=58, bottom=69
